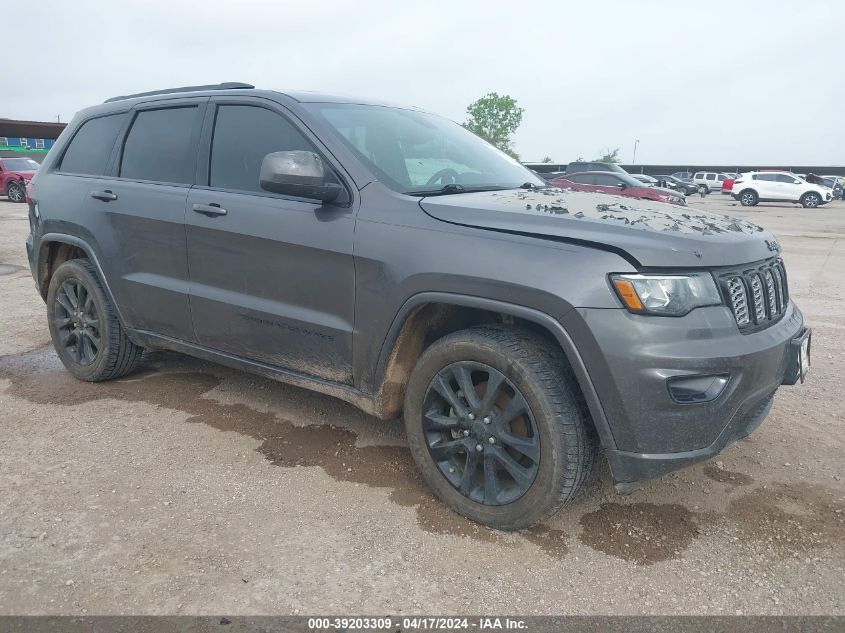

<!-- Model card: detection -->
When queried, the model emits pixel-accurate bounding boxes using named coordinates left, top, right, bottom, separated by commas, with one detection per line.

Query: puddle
left=578, top=502, right=700, bottom=565
left=0, top=263, right=22, bottom=275
left=2, top=346, right=842, bottom=564
left=0, top=347, right=504, bottom=545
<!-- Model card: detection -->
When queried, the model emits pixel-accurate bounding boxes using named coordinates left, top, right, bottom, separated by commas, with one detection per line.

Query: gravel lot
left=0, top=194, right=843, bottom=615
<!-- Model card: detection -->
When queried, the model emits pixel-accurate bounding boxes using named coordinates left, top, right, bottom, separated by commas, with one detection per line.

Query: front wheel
left=403, top=325, right=597, bottom=530
left=801, top=192, right=821, bottom=208
left=6, top=180, right=25, bottom=203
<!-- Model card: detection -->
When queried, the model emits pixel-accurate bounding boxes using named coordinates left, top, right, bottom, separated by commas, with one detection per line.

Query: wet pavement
left=1, top=197, right=843, bottom=614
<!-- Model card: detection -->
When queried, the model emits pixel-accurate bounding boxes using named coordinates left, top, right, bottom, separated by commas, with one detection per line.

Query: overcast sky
left=5, top=0, right=842, bottom=165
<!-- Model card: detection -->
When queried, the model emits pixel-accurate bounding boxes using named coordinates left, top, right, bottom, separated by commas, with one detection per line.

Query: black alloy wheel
left=53, top=278, right=102, bottom=366
left=422, top=361, right=540, bottom=505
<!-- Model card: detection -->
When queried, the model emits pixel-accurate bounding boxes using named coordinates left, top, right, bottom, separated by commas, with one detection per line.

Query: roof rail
left=104, top=82, right=255, bottom=104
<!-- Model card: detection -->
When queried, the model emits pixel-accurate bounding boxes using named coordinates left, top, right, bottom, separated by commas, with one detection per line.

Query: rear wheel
left=403, top=325, right=597, bottom=530
left=801, top=192, right=821, bottom=208
left=46, top=259, right=144, bottom=381
left=6, top=180, right=25, bottom=203
left=739, top=190, right=758, bottom=206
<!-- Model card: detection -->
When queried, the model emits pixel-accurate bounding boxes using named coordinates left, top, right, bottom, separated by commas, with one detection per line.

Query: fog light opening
left=667, top=374, right=729, bottom=404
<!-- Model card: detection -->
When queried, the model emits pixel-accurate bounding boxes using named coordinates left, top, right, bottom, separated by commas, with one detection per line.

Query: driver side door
left=185, top=98, right=356, bottom=384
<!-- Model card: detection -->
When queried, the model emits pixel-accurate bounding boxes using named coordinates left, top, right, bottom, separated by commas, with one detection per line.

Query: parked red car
left=550, top=171, right=687, bottom=205
left=0, top=157, right=39, bottom=203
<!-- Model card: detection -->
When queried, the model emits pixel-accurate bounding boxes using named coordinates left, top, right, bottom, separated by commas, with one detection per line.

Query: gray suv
left=25, top=83, right=810, bottom=530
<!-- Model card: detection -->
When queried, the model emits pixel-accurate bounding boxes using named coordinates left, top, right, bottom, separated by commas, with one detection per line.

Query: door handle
left=90, top=190, right=118, bottom=202
left=192, top=203, right=228, bottom=217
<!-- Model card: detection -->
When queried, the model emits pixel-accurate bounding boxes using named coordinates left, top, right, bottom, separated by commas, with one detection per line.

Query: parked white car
left=692, top=171, right=731, bottom=194
left=731, top=171, right=833, bottom=208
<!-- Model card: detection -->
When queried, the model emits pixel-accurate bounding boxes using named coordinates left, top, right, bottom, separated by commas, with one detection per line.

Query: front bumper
left=563, top=302, right=805, bottom=486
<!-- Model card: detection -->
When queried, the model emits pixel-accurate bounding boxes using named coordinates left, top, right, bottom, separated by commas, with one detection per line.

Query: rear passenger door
left=753, top=173, right=778, bottom=199
left=52, top=101, right=204, bottom=341
left=185, top=98, right=356, bottom=384
left=104, top=100, right=204, bottom=340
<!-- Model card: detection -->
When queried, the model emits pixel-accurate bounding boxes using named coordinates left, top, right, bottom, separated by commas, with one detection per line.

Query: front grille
left=719, top=259, right=789, bottom=331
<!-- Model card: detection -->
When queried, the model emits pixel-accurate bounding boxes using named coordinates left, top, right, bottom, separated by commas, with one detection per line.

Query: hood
left=420, top=188, right=779, bottom=268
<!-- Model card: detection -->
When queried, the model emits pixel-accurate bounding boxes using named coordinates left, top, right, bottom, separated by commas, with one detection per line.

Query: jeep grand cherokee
left=25, top=83, right=810, bottom=530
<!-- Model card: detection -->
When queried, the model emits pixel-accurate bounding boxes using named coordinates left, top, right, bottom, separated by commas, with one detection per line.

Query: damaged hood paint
left=420, top=188, right=777, bottom=267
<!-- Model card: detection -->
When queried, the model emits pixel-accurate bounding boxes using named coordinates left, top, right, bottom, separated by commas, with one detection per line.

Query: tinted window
left=120, top=107, right=197, bottom=184
left=706, top=173, right=716, bottom=180
left=210, top=105, right=315, bottom=193
left=594, top=174, right=621, bottom=186
left=568, top=174, right=594, bottom=184
left=776, top=174, right=799, bottom=184
left=756, top=174, right=777, bottom=181
left=694, top=172, right=703, bottom=179
left=717, top=174, right=726, bottom=181
left=60, top=114, right=125, bottom=176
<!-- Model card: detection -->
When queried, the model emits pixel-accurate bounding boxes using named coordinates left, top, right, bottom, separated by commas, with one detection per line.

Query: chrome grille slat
left=764, top=270, right=777, bottom=316
left=727, top=277, right=750, bottom=325
left=722, top=259, right=788, bottom=331
left=749, top=274, right=765, bottom=322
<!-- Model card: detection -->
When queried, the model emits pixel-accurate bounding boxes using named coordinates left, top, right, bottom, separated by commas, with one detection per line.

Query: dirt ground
left=0, top=194, right=843, bottom=615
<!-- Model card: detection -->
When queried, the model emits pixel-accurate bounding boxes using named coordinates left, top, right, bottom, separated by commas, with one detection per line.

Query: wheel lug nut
left=468, top=413, right=475, bottom=421
left=463, top=430, right=470, bottom=437
left=488, top=437, right=495, bottom=444
left=483, top=416, right=491, bottom=424
left=475, top=444, right=483, bottom=452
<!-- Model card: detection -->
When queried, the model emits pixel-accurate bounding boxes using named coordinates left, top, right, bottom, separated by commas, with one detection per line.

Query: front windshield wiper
left=405, top=184, right=511, bottom=197
left=519, top=181, right=546, bottom=189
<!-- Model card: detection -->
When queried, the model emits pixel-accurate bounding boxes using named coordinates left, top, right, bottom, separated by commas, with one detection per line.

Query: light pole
left=632, top=139, right=640, bottom=165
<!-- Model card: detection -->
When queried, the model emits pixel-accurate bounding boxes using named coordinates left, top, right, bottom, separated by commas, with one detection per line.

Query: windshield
left=305, top=103, right=543, bottom=194
left=616, top=172, right=647, bottom=187
left=1, top=158, right=39, bottom=171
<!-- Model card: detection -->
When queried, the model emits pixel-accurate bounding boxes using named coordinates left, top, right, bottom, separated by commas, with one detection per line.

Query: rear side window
left=706, top=173, right=716, bottom=181
left=59, top=114, right=126, bottom=176
left=209, top=105, right=314, bottom=193
left=594, top=174, right=620, bottom=186
left=120, top=107, right=198, bottom=184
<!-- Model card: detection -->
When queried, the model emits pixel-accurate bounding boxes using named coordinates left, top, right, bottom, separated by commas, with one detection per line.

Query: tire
left=403, top=325, right=597, bottom=530
left=739, top=189, right=758, bottom=207
left=801, top=192, right=821, bottom=208
left=6, top=180, right=25, bottom=203
left=46, top=258, right=144, bottom=381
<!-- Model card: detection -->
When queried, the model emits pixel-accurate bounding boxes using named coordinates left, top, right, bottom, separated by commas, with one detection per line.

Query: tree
left=464, top=93, right=524, bottom=159
left=541, top=156, right=553, bottom=163
left=594, top=147, right=621, bottom=163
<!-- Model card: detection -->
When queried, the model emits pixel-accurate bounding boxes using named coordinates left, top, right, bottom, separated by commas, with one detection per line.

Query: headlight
left=610, top=273, right=722, bottom=316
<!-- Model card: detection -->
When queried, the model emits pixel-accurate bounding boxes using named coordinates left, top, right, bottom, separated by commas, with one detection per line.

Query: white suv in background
left=692, top=171, right=731, bottom=194
left=732, top=171, right=833, bottom=208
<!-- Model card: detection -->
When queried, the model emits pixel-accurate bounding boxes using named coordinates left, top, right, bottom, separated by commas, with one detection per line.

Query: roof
left=0, top=118, right=67, bottom=139
left=101, top=82, right=412, bottom=109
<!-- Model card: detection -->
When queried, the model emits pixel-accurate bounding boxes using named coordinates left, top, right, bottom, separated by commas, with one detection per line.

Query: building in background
left=0, top=119, right=67, bottom=162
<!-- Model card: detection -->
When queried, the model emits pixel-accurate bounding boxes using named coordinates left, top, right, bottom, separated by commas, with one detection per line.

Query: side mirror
left=259, top=151, right=342, bottom=202
left=617, top=182, right=627, bottom=189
